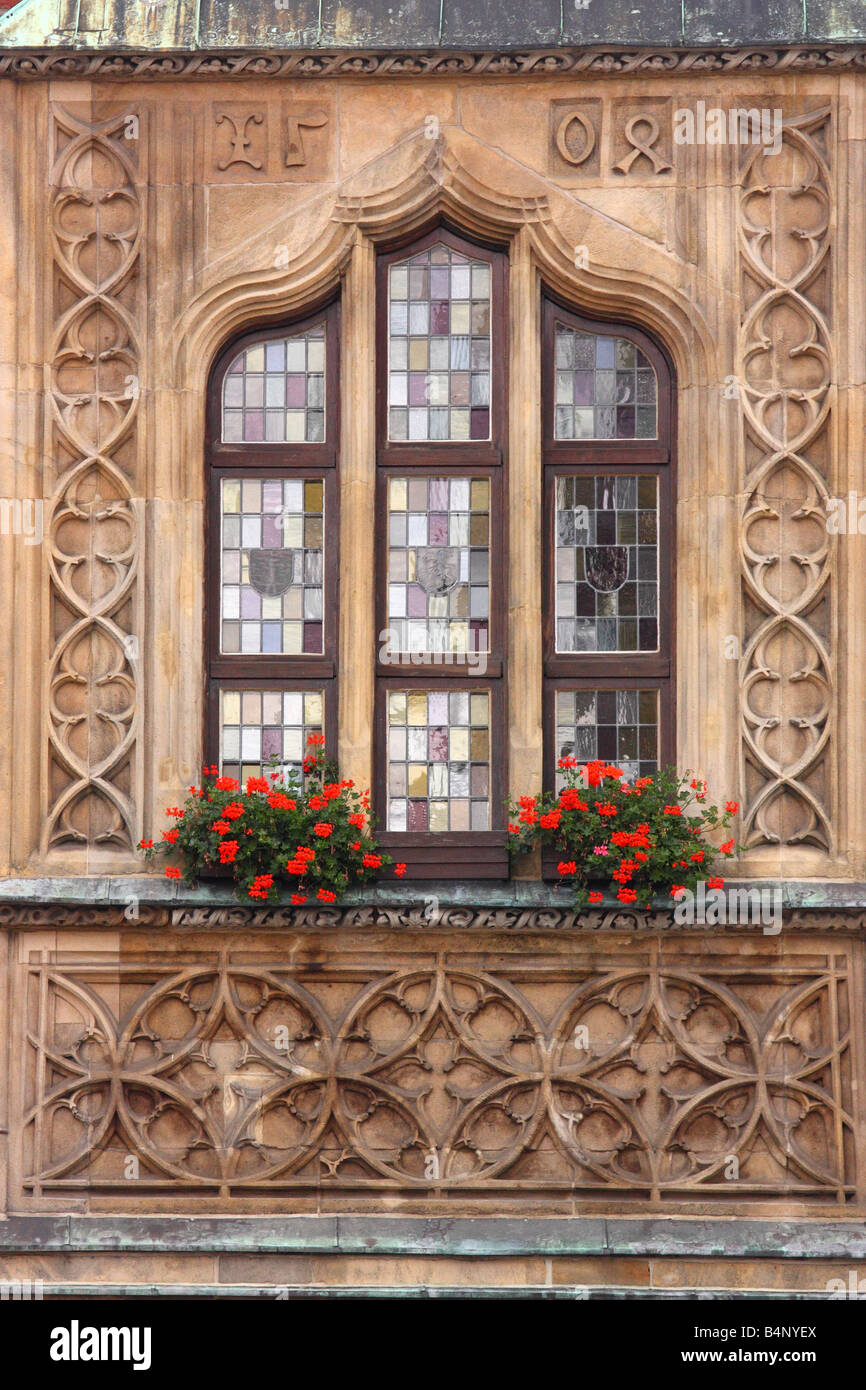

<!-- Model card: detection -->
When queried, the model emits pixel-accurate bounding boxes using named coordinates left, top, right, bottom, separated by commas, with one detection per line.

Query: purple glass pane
left=409, top=374, right=429, bottom=407
left=285, top=375, right=306, bottom=408
left=407, top=585, right=427, bottom=618
left=244, top=412, right=264, bottom=442
left=428, top=726, right=449, bottom=761
left=429, top=478, right=448, bottom=510
left=303, top=622, right=323, bottom=653
left=408, top=800, right=428, bottom=831
left=241, top=588, right=261, bottom=619
left=428, top=513, right=448, bottom=546
left=262, top=727, right=282, bottom=759
left=470, top=409, right=489, bottom=439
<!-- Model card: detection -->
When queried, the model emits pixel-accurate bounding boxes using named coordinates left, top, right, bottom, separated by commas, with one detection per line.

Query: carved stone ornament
left=738, top=109, right=833, bottom=852
left=14, top=941, right=856, bottom=1203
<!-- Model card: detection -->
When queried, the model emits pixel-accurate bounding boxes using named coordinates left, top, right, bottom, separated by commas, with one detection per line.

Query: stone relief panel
left=738, top=108, right=833, bottom=853
left=45, top=108, right=143, bottom=856
left=13, top=938, right=856, bottom=1208
left=208, top=101, right=332, bottom=182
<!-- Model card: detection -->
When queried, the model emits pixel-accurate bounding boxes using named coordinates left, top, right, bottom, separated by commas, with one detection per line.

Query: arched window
left=205, top=302, right=339, bottom=782
left=375, top=228, right=507, bottom=876
left=542, top=298, right=674, bottom=808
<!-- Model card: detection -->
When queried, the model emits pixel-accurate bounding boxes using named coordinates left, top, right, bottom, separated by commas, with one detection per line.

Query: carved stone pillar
left=44, top=106, right=144, bottom=865
left=738, top=108, right=834, bottom=863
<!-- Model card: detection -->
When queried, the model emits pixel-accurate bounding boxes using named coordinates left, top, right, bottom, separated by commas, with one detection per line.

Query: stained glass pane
left=555, top=689, right=658, bottom=789
left=222, top=324, right=325, bottom=443
left=386, top=476, right=490, bottom=658
left=388, top=245, right=491, bottom=442
left=386, top=690, right=490, bottom=831
left=220, top=477, right=324, bottom=655
left=219, top=688, right=324, bottom=784
left=555, top=474, right=658, bottom=653
left=554, top=323, right=657, bottom=440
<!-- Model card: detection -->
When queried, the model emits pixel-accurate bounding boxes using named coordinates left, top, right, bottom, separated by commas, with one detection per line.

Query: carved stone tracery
left=45, top=108, right=142, bottom=855
left=17, top=945, right=855, bottom=1203
left=738, top=109, right=834, bottom=853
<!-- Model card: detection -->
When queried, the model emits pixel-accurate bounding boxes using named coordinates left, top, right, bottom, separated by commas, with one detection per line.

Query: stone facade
left=1, top=0, right=866, bottom=1296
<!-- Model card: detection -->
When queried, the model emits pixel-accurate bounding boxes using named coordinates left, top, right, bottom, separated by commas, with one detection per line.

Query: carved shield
left=585, top=546, right=628, bottom=592
left=415, top=547, right=460, bottom=595
left=247, top=548, right=298, bottom=597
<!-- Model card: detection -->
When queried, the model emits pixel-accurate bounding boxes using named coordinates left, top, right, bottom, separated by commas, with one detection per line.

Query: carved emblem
left=285, top=109, right=329, bottom=168
left=613, top=114, right=673, bottom=175
left=215, top=111, right=265, bottom=170
left=555, top=111, right=596, bottom=166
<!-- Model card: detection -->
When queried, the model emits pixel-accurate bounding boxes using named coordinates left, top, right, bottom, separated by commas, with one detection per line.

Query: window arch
left=205, top=301, right=340, bottom=782
left=375, top=227, right=508, bottom=877
left=542, top=297, right=674, bottom=819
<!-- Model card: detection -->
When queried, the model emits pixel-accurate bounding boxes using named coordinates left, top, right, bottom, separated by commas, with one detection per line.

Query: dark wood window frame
left=375, top=224, right=509, bottom=879
left=205, top=299, right=341, bottom=767
left=541, top=294, right=676, bottom=874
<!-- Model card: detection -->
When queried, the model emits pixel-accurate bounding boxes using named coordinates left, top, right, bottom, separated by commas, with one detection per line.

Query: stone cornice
left=1, top=44, right=865, bottom=81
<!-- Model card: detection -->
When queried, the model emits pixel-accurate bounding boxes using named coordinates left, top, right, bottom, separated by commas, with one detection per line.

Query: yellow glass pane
left=471, top=728, right=489, bottom=761
left=304, top=480, right=323, bottom=513
left=409, top=339, right=429, bottom=370
left=470, top=693, right=489, bottom=725
left=222, top=691, right=240, bottom=723
left=451, top=303, right=471, bottom=334
left=450, top=727, right=469, bottom=760
left=389, top=692, right=407, bottom=723
left=304, top=692, right=323, bottom=724
left=470, top=479, right=489, bottom=511
left=408, top=764, right=428, bottom=797
left=429, top=801, right=448, bottom=832
left=283, top=622, right=302, bottom=653
left=390, top=478, right=407, bottom=511
left=407, top=550, right=416, bottom=581
left=282, top=516, right=302, bottom=547
left=470, top=513, right=488, bottom=546
left=304, top=516, right=323, bottom=547
left=407, top=693, right=427, bottom=725
left=246, top=345, right=264, bottom=372
left=222, top=480, right=241, bottom=513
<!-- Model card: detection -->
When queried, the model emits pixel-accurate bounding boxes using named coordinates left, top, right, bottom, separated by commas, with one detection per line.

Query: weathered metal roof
left=1, top=0, right=865, bottom=51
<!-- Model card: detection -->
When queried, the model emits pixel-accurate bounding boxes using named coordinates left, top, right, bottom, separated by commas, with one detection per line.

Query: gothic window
left=542, top=298, right=674, bottom=800
left=206, top=303, right=339, bottom=783
left=376, top=229, right=506, bottom=876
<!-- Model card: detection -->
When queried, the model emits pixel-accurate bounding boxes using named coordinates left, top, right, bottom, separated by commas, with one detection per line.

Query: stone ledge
left=2, top=1216, right=865, bottom=1258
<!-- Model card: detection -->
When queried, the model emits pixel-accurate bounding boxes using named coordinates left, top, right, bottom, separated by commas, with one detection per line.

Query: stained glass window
left=221, top=477, right=324, bottom=655
left=386, top=690, right=490, bottom=831
left=554, top=324, right=657, bottom=440
left=219, top=689, right=324, bottom=784
left=555, top=474, right=658, bottom=653
left=222, top=324, right=326, bottom=443
left=388, top=245, right=491, bottom=442
left=555, top=689, right=658, bottom=788
left=386, top=476, right=490, bottom=656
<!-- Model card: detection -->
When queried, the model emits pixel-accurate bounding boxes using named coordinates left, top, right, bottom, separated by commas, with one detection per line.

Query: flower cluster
left=508, top=762, right=738, bottom=910
left=140, top=740, right=405, bottom=903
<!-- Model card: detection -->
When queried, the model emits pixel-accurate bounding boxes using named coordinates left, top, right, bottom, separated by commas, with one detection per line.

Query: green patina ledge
left=0, top=874, right=866, bottom=911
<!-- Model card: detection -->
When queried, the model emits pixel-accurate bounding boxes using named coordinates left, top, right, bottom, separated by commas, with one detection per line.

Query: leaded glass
left=555, top=474, right=658, bottom=653
left=555, top=689, right=658, bottom=788
left=554, top=324, right=657, bottom=440
left=386, top=690, right=490, bottom=831
left=219, top=689, right=324, bottom=784
left=386, top=476, right=490, bottom=657
left=221, top=477, right=324, bottom=655
left=388, top=245, right=491, bottom=442
left=222, top=324, right=325, bottom=443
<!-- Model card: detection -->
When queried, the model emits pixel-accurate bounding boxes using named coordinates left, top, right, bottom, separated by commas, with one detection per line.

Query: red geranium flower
left=245, top=777, right=269, bottom=795
left=617, top=888, right=638, bottom=904
left=725, top=801, right=739, bottom=814
left=314, top=822, right=333, bottom=838
left=317, top=889, right=336, bottom=903
left=588, top=890, right=604, bottom=904
left=394, top=863, right=407, bottom=877
left=165, top=866, right=182, bottom=879
left=557, top=861, right=577, bottom=875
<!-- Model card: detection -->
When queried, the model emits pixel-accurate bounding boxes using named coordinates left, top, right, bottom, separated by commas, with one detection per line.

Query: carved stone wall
left=7, top=928, right=861, bottom=1212
left=738, top=107, right=834, bottom=857
left=45, top=106, right=142, bottom=862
